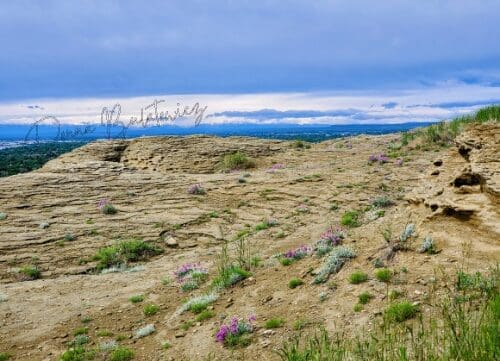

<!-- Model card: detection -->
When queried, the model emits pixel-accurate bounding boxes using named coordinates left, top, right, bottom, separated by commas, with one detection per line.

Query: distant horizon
left=0, top=86, right=499, bottom=127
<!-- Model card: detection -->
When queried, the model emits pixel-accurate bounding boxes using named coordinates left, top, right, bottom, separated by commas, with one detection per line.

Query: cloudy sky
left=0, top=0, right=499, bottom=124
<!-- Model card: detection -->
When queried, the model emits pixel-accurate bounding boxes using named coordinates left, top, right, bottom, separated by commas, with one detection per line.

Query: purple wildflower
left=368, top=154, right=390, bottom=164
left=216, top=325, right=230, bottom=343
left=282, top=245, right=312, bottom=260
left=187, top=183, right=205, bottom=195
left=215, top=315, right=255, bottom=345
left=97, top=198, right=110, bottom=210
left=267, top=163, right=286, bottom=173
left=319, top=227, right=345, bottom=246
left=174, top=262, right=208, bottom=285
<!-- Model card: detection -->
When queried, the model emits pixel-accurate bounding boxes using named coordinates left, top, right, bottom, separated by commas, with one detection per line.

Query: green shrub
left=388, top=290, right=403, bottom=301
left=348, top=271, right=368, bottom=284
left=375, top=268, right=392, bottom=283
left=221, top=152, right=255, bottom=171
left=129, top=295, right=145, bottom=304
left=212, top=264, right=251, bottom=289
left=279, top=258, right=293, bottom=266
left=0, top=353, right=11, bottom=361
left=180, top=293, right=218, bottom=314
left=371, top=196, right=394, bottom=208
left=102, top=203, right=117, bottom=215
left=288, top=278, right=304, bottom=289
left=358, top=292, right=373, bottom=305
left=93, top=239, right=163, bottom=270
left=110, top=347, right=134, bottom=361
left=96, top=330, right=113, bottom=337
left=340, top=211, right=360, bottom=228
left=353, top=303, right=363, bottom=312
left=19, top=265, right=41, bottom=280
left=195, top=310, right=215, bottom=322
left=143, top=304, right=159, bottom=316
left=265, top=318, right=285, bottom=329
left=384, top=301, right=418, bottom=323
left=60, top=346, right=95, bottom=361
left=73, top=327, right=88, bottom=336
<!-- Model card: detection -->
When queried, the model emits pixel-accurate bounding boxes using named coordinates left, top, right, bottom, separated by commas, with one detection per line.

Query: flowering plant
left=368, top=154, right=390, bottom=164
left=266, top=163, right=286, bottom=173
left=174, top=263, right=209, bottom=292
left=282, top=245, right=312, bottom=260
left=319, top=227, right=345, bottom=246
left=97, top=198, right=117, bottom=214
left=296, top=204, right=310, bottom=213
left=278, top=245, right=312, bottom=265
left=187, top=184, right=206, bottom=195
left=314, top=227, right=346, bottom=256
left=97, top=198, right=110, bottom=210
left=216, top=315, right=256, bottom=347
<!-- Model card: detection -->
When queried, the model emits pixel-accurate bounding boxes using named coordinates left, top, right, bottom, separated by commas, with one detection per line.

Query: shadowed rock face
left=407, top=123, right=500, bottom=237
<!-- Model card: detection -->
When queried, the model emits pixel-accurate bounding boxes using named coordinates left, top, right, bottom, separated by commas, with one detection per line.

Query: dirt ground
left=0, top=127, right=498, bottom=360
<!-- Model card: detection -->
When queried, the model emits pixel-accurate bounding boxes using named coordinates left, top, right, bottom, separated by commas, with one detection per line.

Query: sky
left=0, top=0, right=499, bottom=124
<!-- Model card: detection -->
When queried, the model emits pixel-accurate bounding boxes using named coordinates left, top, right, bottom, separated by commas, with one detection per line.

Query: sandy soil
left=0, top=127, right=498, bottom=360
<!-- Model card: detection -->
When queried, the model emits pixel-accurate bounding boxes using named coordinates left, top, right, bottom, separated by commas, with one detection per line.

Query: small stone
left=39, top=222, right=50, bottom=229
left=433, top=159, right=443, bottom=166
left=175, top=332, right=186, bottom=338
left=165, top=237, right=178, bottom=248
left=431, top=170, right=440, bottom=176
left=262, top=329, right=275, bottom=337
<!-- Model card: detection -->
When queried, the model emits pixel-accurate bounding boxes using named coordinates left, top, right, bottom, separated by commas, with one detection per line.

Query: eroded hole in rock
left=458, top=146, right=471, bottom=160
left=102, top=144, right=128, bottom=162
left=453, top=173, right=482, bottom=187
left=442, top=206, right=474, bottom=221
left=430, top=204, right=439, bottom=212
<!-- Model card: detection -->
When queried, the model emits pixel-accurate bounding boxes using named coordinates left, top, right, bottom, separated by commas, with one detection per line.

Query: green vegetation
left=0, top=142, right=86, bottom=177
left=110, top=347, right=134, bottom=361
left=358, top=292, right=373, bottom=305
left=96, top=330, right=113, bottom=337
left=279, top=258, right=293, bottom=266
left=181, top=320, right=194, bottom=331
left=353, top=303, right=363, bottom=312
left=73, top=327, right=88, bottom=336
left=128, top=294, right=145, bottom=304
left=265, top=318, right=285, bottom=329
left=0, top=353, right=11, bottom=361
left=340, top=211, right=360, bottom=228
left=375, top=268, right=392, bottom=283
left=93, top=239, right=163, bottom=271
left=60, top=347, right=96, bottom=361
left=181, top=293, right=219, bottom=314
left=288, top=278, right=304, bottom=289
left=371, top=196, right=394, bottom=208
left=384, top=301, right=418, bottom=323
left=221, top=151, right=255, bottom=171
left=278, top=268, right=498, bottom=361
left=401, top=105, right=500, bottom=148
left=101, top=203, right=117, bottom=215
left=19, top=264, right=41, bottom=280
left=143, top=304, right=159, bottom=316
left=195, top=310, right=215, bottom=322
left=348, top=271, right=368, bottom=284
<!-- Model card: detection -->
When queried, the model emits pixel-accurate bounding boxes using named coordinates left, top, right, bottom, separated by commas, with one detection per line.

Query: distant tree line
left=0, top=142, right=86, bottom=177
